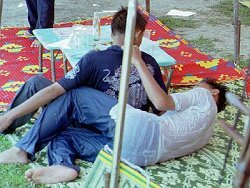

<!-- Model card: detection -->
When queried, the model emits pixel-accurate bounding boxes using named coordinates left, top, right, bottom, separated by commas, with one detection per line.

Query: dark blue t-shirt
left=58, top=45, right=167, bottom=112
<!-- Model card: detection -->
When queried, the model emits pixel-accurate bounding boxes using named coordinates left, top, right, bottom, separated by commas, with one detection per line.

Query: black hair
left=111, top=6, right=148, bottom=35
left=203, top=78, right=227, bottom=113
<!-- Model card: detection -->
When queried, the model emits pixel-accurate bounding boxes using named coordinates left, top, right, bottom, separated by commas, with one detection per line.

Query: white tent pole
left=109, top=0, right=137, bottom=187
left=0, top=0, right=3, bottom=33
left=233, top=0, right=240, bottom=65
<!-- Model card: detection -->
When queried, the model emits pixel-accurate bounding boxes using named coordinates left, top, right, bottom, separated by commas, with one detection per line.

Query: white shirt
left=110, top=87, right=217, bottom=166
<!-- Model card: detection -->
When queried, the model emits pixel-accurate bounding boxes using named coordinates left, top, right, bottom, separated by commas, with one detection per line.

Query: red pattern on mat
left=0, top=12, right=242, bottom=110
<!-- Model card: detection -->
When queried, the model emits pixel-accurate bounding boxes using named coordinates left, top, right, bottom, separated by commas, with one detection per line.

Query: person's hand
left=121, top=45, right=143, bottom=67
left=130, top=45, right=143, bottom=67
left=0, top=113, right=13, bottom=133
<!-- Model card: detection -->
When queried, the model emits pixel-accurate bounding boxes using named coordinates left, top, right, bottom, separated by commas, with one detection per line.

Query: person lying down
left=111, top=46, right=227, bottom=166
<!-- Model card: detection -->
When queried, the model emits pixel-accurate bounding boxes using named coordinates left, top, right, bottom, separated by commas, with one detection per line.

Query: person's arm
left=131, top=45, right=175, bottom=111
left=0, top=82, right=65, bottom=132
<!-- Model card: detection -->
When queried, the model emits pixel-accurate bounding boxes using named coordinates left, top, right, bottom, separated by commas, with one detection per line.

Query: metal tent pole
left=109, top=0, right=137, bottom=187
left=233, top=0, right=240, bottom=65
left=145, top=0, right=150, bottom=13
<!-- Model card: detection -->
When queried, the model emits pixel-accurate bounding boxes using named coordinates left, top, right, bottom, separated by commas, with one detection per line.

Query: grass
left=205, top=12, right=229, bottom=26
left=0, top=135, right=11, bottom=149
left=211, top=0, right=250, bottom=26
left=0, top=136, right=45, bottom=188
left=189, top=36, right=219, bottom=54
left=0, top=164, right=32, bottom=188
left=236, top=58, right=249, bottom=69
left=158, top=16, right=200, bottom=30
left=223, top=54, right=250, bottom=69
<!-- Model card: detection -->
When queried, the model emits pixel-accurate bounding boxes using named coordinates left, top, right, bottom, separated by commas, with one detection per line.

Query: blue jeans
left=47, top=127, right=113, bottom=172
left=12, top=76, right=117, bottom=172
left=26, top=0, right=55, bottom=34
left=3, top=75, right=53, bottom=134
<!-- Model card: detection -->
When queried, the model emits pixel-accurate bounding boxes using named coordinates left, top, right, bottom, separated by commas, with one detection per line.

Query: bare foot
left=25, top=165, right=78, bottom=184
left=31, top=39, right=40, bottom=47
left=0, top=113, right=13, bottom=133
left=0, top=146, right=29, bottom=164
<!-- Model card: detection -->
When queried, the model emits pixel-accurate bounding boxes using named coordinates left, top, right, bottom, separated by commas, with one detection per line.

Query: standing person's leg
left=3, top=75, right=53, bottom=134
left=31, top=0, right=55, bottom=47
left=25, top=0, right=38, bottom=34
left=0, top=87, right=117, bottom=163
left=36, top=0, right=55, bottom=29
left=25, top=128, right=112, bottom=184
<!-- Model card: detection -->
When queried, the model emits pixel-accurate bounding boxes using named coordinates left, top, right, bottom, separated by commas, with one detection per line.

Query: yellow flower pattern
left=196, top=59, right=220, bottom=69
left=22, top=65, right=48, bottom=74
left=158, top=39, right=180, bottom=49
left=1, top=81, right=24, bottom=92
left=0, top=43, right=24, bottom=53
left=181, top=75, right=203, bottom=84
left=16, top=30, right=34, bottom=38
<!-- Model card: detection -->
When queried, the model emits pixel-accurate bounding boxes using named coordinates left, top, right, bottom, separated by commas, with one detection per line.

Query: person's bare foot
left=22, top=30, right=39, bottom=47
left=31, top=39, right=40, bottom=47
left=25, top=165, right=78, bottom=184
left=0, top=146, right=29, bottom=164
left=0, top=113, right=13, bottom=133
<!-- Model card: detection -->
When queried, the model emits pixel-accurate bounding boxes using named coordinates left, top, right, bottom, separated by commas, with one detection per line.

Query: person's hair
left=203, top=78, right=227, bottom=113
left=111, top=6, right=148, bottom=35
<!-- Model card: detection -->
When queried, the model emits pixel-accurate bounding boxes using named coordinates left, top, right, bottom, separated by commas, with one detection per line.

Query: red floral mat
left=0, top=9, right=242, bottom=111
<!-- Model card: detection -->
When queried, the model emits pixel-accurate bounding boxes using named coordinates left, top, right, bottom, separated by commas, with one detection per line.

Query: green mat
left=0, top=80, right=247, bottom=187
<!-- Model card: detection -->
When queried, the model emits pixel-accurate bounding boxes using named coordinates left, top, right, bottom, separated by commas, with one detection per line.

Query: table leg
left=165, top=66, right=174, bottom=94
left=38, top=43, right=43, bottom=73
left=145, top=0, right=150, bottom=13
left=62, top=53, right=68, bottom=74
left=50, top=50, right=56, bottom=82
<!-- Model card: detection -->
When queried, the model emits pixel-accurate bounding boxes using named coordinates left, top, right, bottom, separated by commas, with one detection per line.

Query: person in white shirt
left=110, top=45, right=227, bottom=166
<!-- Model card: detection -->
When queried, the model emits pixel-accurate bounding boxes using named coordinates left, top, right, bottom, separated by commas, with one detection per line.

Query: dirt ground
left=2, top=0, right=250, bottom=62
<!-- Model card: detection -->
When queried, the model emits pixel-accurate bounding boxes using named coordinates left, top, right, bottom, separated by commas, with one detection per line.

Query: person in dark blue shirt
left=58, top=45, right=165, bottom=112
left=0, top=7, right=166, bottom=184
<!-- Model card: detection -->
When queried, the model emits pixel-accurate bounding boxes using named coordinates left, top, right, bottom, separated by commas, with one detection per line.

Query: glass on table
left=69, top=24, right=94, bottom=49
left=70, top=24, right=85, bottom=48
left=82, top=28, right=94, bottom=49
